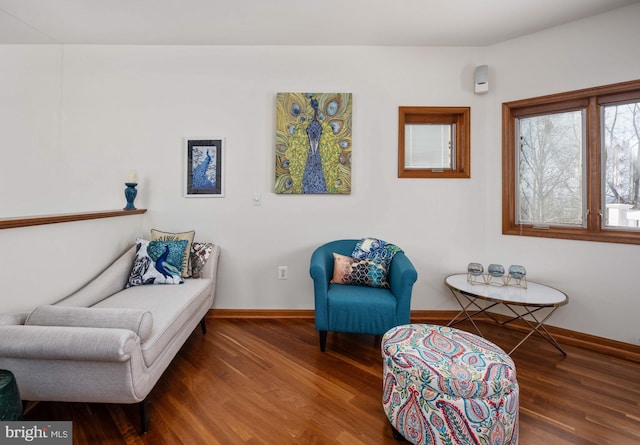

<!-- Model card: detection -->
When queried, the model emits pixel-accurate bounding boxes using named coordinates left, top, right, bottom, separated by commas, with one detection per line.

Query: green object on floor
left=0, top=369, right=22, bottom=420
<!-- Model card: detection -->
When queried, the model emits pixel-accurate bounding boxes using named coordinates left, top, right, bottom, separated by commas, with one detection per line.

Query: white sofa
left=0, top=243, right=220, bottom=433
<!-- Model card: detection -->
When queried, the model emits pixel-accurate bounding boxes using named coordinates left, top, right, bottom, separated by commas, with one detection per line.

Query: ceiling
left=0, top=0, right=638, bottom=46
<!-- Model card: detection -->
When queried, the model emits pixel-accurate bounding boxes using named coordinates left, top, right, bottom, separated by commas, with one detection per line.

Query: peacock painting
left=185, top=139, right=224, bottom=197
left=275, top=92, right=352, bottom=194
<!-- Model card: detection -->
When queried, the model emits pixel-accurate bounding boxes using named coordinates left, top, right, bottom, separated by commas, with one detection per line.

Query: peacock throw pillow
left=351, top=237, right=403, bottom=266
left=126, top=238, right=187, bottom=288
left=150, top=229, right=195, bottom=278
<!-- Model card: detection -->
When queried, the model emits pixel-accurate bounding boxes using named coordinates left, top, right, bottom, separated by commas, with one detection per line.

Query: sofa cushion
left=93, top=278, right=212, bottom=367
left=126, top=238, right=187, bottom=288
left=150, top=229, right=195, bottom=278
left=25, top=305, right=153, bottom=343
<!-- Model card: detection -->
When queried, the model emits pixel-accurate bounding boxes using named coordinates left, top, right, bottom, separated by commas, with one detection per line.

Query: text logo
left=0, top=422, right=71, bottom=444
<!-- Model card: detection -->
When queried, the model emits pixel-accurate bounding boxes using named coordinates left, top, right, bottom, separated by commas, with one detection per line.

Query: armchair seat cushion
left=328, top=284, right=397, bottom=335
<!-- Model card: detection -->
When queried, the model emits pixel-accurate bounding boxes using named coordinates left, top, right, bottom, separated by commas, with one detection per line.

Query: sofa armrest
left=199, top=244, right=220, bottom=281
left=0, top=325, right=139, bottom=362
left=198, top=244, right=221, bottom=306
left=26, top=305, right=153, bottom=343
left=0, top=313, right=28, bottom=326
left=56, top=246, right=136, bottom=307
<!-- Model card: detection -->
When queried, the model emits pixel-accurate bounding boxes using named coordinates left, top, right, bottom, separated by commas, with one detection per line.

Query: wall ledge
left=0, top=209, right=147, bottom=230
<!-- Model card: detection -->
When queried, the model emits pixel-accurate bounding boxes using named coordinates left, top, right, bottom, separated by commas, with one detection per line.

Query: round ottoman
left=381, top=324, right=518, bottom=445
left=0, top=369, right=22, bottom=421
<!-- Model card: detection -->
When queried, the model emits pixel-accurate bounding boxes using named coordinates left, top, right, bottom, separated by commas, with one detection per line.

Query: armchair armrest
left=310, top=248, right=334, bottom=286
left=389, top=252, right=418, bottom=324
left=310, top=245, right=337, bottom=332
left=0, top=325, right=139, bottom=362
left=310, top=239, right=357, bottom=286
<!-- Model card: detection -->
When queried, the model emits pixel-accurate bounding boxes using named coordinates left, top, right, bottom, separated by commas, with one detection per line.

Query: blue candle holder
left=124, top=182, right=138, bottom=210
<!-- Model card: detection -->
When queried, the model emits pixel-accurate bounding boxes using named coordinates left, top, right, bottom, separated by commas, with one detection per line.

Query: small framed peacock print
left=184, top=138, right=225, bottom=198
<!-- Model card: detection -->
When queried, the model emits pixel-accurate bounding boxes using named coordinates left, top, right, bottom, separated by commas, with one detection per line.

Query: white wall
left=480, top=3, right=640, bottom=345
left=0, top=216, right=145, bottom=314
left=1, top=4, right=639, bottom=344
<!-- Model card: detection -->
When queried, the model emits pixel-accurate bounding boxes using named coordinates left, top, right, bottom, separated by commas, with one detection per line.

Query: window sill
left=0, top=209, right=147, bottom=230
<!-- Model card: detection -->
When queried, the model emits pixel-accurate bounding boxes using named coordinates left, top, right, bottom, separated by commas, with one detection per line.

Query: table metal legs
left=500, top=303, right=566, bottom=355
left=447, top=288, right=566, bottom=356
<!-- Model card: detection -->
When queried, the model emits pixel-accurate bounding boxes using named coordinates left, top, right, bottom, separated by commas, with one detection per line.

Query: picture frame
left=275, top=92, right=352, bottom=194
left=184, top=138, right=225, bottom=198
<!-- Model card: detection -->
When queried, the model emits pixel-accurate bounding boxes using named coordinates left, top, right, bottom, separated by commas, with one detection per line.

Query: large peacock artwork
left=275, top=92, right=352, bottom=194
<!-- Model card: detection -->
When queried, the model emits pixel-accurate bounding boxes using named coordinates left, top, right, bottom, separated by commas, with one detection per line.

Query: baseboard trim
left=209, top=309, right=315, bottom=319
left=207, top=309, right=640, bottom=362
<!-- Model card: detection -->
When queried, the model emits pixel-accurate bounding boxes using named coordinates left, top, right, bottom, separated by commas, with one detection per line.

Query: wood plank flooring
left=23, top=318, right=640, bottom=444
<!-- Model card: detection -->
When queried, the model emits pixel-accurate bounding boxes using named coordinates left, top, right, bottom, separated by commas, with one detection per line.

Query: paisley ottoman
left=381, top=324, right=518, bottom=445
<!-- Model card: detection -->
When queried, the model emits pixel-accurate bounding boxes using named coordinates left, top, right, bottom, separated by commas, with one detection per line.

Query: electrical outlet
left=278, top=266, right=288, bottom=280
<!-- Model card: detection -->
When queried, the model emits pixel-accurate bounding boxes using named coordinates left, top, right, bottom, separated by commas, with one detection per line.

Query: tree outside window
left=603, top=102, right=640, bottom=228
left=503, top=79, right=640, bottom=244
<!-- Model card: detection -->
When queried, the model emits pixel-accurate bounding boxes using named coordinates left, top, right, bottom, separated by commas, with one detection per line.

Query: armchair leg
left=200, top=317, right=207, bottom=335
left=319, top=331, right=327, bottom=352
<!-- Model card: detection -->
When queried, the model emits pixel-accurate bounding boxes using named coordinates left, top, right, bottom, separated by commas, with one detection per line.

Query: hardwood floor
left=23, top=317, right=640, bottom=444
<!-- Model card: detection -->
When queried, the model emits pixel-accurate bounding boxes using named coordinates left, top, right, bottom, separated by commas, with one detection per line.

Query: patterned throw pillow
left=150, top=229, right=195, bottom=278
left=330, top=253, right=390, bottom=288
left=351, top=237, right=403, bottom=266
left=126, top=238, right=187, bottom=288
left=188, top=242, right=214, bottom=278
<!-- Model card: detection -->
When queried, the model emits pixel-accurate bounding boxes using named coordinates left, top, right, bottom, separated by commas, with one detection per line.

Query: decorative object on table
left=466, top=262, right=484, bottom=283
left=487, top=263, right=505, bottom=277
left=382, top=324, right=519, bottom=444
left=466, top=263, right=527, bottom=288
left=275, top=92, right=352, bottom=194
left=184, top=138, right=224, bottom=197
left=507, top=265, right=527, bottom=288
left=124, top=170, right=138, bottom=210
left=486, top=263, right=506, bottom=285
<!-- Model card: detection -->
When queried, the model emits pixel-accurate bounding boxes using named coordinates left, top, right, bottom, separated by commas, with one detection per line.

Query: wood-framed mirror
left=398, top=106, right=470, bottom=178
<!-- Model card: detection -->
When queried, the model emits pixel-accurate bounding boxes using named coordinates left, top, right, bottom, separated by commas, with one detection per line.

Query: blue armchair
left=309, top=239, right=418, bottom=351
